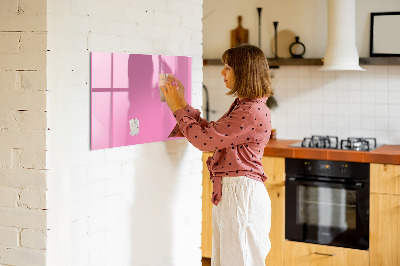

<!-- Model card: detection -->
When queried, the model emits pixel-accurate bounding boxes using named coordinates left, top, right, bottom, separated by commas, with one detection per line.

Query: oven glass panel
left=297, top=186, right=357, bottom=230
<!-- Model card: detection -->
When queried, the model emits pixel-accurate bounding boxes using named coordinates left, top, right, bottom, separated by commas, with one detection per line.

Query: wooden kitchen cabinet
left=201, top=153, right=286, bottom=266
left=370, top=163, right=400, bottom=266
left=284, top=241, right=369, bottom=266
left=261, top=156, right=285, bottom=186
left=370, top=163, right=400, bottom=195
left=370, top=193, right=400, bottom=266
left=262, top=156, right=285, bottom=266
left=264, top=184, right=285, bottom=266
left=202, top=152, right=213, bottom=258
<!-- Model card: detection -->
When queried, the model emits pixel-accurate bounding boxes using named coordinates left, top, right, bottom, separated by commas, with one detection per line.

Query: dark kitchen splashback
left=289, top=135, right=383, bottom=151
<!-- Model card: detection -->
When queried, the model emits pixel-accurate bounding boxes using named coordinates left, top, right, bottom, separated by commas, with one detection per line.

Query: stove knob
left=305, top=162, right=312, bottom=171
left=340, top=164, right=347, bottom=174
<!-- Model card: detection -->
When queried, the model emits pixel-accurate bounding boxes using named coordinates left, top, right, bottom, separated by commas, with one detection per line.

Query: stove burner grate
left=340, top=137, right=377, bottom=151
left=298, top=136, right=378, bottom=151
left=301, top=135, right=339, bottom=149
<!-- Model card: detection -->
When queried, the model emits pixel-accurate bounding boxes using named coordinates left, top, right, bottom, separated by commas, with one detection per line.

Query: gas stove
left=289, top=135, right=382, bottom=151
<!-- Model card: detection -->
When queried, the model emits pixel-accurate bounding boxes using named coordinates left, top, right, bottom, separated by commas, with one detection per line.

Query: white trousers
left=212, top=176, right=271, bottom=266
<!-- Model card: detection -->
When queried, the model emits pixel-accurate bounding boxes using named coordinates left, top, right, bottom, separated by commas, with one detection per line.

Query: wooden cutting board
left=231, top=16, right=249, bottom=48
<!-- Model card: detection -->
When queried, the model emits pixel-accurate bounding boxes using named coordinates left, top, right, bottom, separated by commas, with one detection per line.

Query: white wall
left=47, top=0, right=203, bottom=266
left=204, top=0, right=400, bottom=58
left=203, top=0, right=400, bottom=145
left=204, top=0, right=326, bottom=59
left=0, top=0, right=48, bottom=265
left=271, top=65, right=400, bottom=144
left=204, top=65, right=400, bottom=144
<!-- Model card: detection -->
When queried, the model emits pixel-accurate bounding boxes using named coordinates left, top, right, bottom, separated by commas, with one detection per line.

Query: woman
left=161, top=44, right=273, bottom=266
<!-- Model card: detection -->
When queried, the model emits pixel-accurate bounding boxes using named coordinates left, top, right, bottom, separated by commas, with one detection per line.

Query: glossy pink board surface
left=90, top=52, right=191, bottom=150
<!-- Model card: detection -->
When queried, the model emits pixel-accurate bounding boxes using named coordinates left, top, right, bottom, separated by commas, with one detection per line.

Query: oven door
left=285, top=177, right=369, bottom=250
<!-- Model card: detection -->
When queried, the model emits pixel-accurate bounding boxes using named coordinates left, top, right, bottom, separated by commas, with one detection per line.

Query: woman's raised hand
left=171, top=76, right=187, bottom=108
left=160, top=76, right=185, bottom=113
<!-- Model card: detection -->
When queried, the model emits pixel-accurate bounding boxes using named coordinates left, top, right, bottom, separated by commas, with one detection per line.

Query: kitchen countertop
left=263, top=139, right=400, bottom=165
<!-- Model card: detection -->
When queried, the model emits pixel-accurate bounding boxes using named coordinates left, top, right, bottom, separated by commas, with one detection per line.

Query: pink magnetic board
left=90, top=52, right=192, bottom=150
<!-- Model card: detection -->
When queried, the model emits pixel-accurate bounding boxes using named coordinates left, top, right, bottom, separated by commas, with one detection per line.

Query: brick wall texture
left=1, top=0, right=204, bottom=265
left=0, top=0, right=48, bottom=265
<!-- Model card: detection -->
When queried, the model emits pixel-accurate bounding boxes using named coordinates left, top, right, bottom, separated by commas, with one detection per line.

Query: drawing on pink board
left=90, top=52, right=192, bottom=150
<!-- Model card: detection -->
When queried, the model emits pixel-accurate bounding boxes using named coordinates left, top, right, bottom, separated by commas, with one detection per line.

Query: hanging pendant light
left=320, top=0, right=365, bottom=71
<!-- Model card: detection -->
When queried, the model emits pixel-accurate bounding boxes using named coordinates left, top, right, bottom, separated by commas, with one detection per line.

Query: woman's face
left=220, top=64, right=235, bottom=89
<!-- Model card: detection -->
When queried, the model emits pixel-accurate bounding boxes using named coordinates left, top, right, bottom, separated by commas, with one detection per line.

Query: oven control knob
left=340, top=164, right=347, bottom=174
left=304, top=161, right=312, bottom=171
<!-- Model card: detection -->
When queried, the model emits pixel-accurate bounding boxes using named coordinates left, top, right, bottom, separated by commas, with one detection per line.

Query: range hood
left=320, top=0, right=365, bottom=71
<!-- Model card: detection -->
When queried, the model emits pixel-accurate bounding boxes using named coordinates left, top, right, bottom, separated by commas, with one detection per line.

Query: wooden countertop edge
left=263, top=140, right=400, bottom=165
left=203, top=141, right=399, bottom=164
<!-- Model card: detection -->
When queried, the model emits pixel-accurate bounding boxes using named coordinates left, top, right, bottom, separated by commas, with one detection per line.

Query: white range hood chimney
left=320, top=0, right=365, bottom=71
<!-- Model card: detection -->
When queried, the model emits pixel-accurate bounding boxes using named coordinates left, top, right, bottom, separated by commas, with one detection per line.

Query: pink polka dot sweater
left=168, top=97, right=272, bottom=206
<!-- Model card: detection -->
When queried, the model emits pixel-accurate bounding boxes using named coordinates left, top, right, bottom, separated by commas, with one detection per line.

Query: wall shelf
left=203, top=57, right=400, bottom=67
left=268, top=58, right=323, bottom=67
left=203, top=58, right=323, bottom=67
left=359, top=57, right=400, bottom=65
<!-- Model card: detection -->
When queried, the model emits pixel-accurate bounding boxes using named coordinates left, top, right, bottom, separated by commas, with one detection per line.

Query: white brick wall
left=0, top=187, right=19, bottom=208
left=2, top=0, right=204, bottom=265
left=0, top=247, right=46, bottom=266
left=0, top=227, right=19, bottom=247
left=0, top=0, right=48, bottom=265
left=21, top=229, right=47, bottom=250
left=47, top=1, right=203, bottom=266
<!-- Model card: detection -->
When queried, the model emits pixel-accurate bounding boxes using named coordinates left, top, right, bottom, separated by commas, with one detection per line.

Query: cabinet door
left=370, top=193, right=400, bottom=266
left=370, top=163, right=400, bottom=195
left=261, top=156, right=285, bottom=185
left=202, top=152, right=213, bottom=258
left=264, top=185, right=284, bottom=266
left=284, top=241, right=369, bottom=266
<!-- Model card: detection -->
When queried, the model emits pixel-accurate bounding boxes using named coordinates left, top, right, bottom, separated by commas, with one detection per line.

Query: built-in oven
left=285, top=158, right=369, bottom=250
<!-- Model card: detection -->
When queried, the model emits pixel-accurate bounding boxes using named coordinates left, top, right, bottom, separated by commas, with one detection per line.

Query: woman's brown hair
left=221, top=44, right=273, bottom=99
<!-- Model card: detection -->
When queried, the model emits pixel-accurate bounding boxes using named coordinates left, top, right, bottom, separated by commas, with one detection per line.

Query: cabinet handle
left=314, top=252, right=335, bottom=257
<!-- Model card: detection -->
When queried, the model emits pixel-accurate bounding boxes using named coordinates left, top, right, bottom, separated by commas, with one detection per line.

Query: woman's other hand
left=160, top=76, right=185, bottom=113
left=172, top=76, right=187, bottom=108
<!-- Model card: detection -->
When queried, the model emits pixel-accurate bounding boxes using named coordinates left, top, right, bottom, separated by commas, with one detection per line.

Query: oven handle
left=286, top=177, right=364, bottom=189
